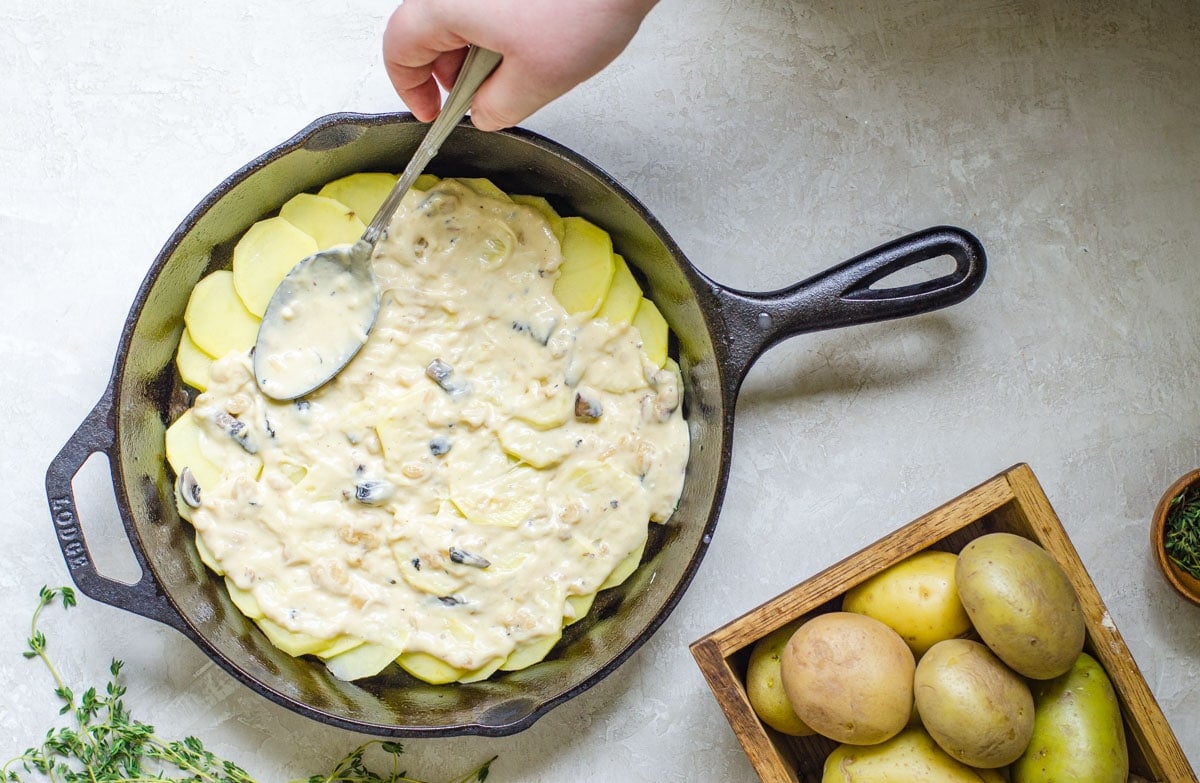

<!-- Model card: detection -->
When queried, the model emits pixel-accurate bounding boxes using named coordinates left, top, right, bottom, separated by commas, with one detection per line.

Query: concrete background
left=2, top=0, right=1198, bottom=779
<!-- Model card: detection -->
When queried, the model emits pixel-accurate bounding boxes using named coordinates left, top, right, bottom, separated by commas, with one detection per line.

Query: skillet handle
left=45, top=388, right=190, bottom=634
left=719, top=225, right=986, bottom=380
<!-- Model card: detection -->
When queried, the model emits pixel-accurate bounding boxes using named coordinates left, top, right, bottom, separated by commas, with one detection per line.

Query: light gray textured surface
left=2, top=1, right=1198, bottom=780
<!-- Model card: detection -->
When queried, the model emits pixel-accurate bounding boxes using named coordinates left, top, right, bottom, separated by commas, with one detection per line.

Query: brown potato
left=914, top=638, right=1034, bottom=768
left=781, top=612, right=914, bottom=745
left=955, top=533, right=1084, bottom=679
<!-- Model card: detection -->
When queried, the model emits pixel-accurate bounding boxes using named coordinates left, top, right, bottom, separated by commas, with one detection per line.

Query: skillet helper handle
left=725, top=225, right=987, bottom=371
left=45, top=388, right=189, bottom=633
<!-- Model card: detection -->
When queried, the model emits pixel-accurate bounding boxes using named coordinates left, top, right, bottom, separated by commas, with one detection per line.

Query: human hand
left=383, top=0, right=659, bottom=131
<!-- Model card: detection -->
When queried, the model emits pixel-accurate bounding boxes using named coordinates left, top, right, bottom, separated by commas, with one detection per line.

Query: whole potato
left=842, top=550, right=972, bottom=657
left=1011, top=652, right=1129, bottom=783
left=781, top=612, right=914, bottom=745
left=745, top=621, right=815, bottom=736
left=955, top=533, right=1084, bottom=679
left=822, top=726, right=1008, bottom=783
left=914, top=638, right=1034, bottom=768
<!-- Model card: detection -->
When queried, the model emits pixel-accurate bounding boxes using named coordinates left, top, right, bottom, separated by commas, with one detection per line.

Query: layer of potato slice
left=256, top=617, right=339, bottom=658
left=511, top=194, right=565, bottom=243
left=599, top=538, right=647, bottom=591
left=164, top=410, right=223, bottom=494
left=397, top=651, right=466, bottom=685
left=565, top=592, right=596, bottom=625
left=231, top=216, right=318, bottom=317
left=449, top=466, right=540, bottom=528
left=456, top=177, right=512, bottom=202
left=278, top=193, right=365, bottom=249
left=194, top=534, right=224, bottom=575
left=323, top=641, right=402, bottom=681
left=632, top=296, right=669, bottom=368
left=184, top=270, right=262, bottom=359
left=225, top=578, right=264, bottom=619
left=413, top=173, right=440, bottom=191
left=175, top=328, right=215, bottom=391
left=500, top=631, right=562, bottom=672
left=595, top=254, right=642, bottom=325
left=496, top=420, right=573, bottom=469
left=317, top=172, right=398, bottom=224
left=553, top=216, right=615, bottom=316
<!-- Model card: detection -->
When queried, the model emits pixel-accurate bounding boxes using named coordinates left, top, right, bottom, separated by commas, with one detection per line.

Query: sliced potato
left=255, top=617, right=338, bottom=658
left=225, top=577, right=264, bottom=619
left=397, top=651, right=466, bottom=685
left=194, top=534, right=224, bottom=575
left=496, top=420, right=573, bottom=469
left=413, top=173, right=440, bottom=191
left=553, top=216, right=615, bottom=316
left=595, top=254, right=642, bottom=325
left=323, top=641, right=403, bottom=681
left=231, top=216, right=318, bottom=316
left=565, top=592, right=596, bottom=625
left=278, top=192, right=365, bottom=249
left=175, top=328, right=215, bottom=391
left=456, top=177, right=512, bottom=202
left=598, top=538, right=646, bottom=591
left=164, top=410, right=222, bottom=492
left=457, top=656, right=506, bottom=683
left=449, top=466, right=540, bottom=527
left=500, top=631, right=562, bottom=672
left=183, top=270, right=261, bottom=359
left=317, top=172, right=398, bottom=224
left=632, top=296, right=669, bottom=368
left=511, top=193, right=565, bottom=242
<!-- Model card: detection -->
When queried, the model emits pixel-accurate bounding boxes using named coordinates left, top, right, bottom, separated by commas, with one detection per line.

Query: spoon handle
left=363, top=45, right=504, bottom=245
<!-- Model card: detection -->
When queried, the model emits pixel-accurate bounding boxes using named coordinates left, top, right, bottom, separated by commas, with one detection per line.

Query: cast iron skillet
left=46, top=113, right=985, bottom=737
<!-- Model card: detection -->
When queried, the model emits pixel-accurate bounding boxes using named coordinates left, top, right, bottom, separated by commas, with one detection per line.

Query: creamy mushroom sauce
left=182, top=180, right=689, bottom=673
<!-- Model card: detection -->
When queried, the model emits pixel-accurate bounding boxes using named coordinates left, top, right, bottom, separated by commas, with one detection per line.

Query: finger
left=467, top=54, right=591, bottom=131
left=382, top=3, right=469, bottom=120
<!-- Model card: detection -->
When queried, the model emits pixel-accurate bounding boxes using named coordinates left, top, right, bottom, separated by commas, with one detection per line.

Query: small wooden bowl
left=691, top=464, right=1197, bottom=783
left=1151, top=468, right=1200, bottom=606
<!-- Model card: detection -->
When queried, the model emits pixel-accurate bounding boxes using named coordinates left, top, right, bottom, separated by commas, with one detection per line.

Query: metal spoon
left=253, top=45, right=504, bottom=400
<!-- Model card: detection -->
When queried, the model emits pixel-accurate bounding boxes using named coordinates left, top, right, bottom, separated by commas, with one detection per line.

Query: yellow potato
left=595, top=254, right=642, bottom=325
left=231, top=215, right=318, bottom=316
left=455, top=176, right=513, bottom=202
left=632, top=296, right=669, bottom=368
left=955, top=533, right=1084, bottom=679
left=746, top=621, right=815, bottom=736
left=781, top=612, right=914, bottom=745
left=914, top=638, right=1034, bottom=768
left=822, top=727, right=1009, bottom=783
left=183, top=270, right=261, bottom=359
left=164, top=410, right=222, bottom=493
left=323, top=641, right=403, bottom=681
left=255, top=617, right=338, bottom=658
left=565, top=592, right=596, bottom=625
left=500, top=631, right=562, bottom=672
left=598, top=538, right=646, bottom=591
left=553, top=216, right=615, bottom=316
left=317, top=172, right=398, bottom=224
left=1012, top=653, right=1129, bottom=783
left=511, top=193, right=565, bottom=242
left=842, top=550, right=971, bottom=657
left=397, top=651, right=466, bottom=685
left=193, top=534, right=223, bottom=575
left=175, top=328, right=214, bottom=391
left=278, top=192, right=365, bottom=248
left=449, top=466, right=540, bottom=527
left=413, top=173, right=440, bottom=191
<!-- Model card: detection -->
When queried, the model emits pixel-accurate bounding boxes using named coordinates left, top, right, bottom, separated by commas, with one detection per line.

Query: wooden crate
left=690, top=464, right=1196, bottom=783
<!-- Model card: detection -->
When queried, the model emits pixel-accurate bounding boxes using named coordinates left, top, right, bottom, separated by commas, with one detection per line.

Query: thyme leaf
left=3, top=586, right=495, bottom=783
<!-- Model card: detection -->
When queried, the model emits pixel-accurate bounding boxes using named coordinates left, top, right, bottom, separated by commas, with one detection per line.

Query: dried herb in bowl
left=1164, top=483, right=1200, bottom=580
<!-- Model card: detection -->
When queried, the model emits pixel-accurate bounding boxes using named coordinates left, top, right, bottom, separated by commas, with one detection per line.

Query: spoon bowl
left=253, top=46, right=502, bottom=400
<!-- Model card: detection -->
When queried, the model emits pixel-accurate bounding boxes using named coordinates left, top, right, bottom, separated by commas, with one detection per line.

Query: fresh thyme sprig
left=4, top=586, right=495, bottom=783
left=1165, top=484, right=1200, bottom=580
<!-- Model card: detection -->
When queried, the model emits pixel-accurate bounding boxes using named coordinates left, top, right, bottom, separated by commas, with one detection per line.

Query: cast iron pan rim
left=104, top=111, right=735, bottom=736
